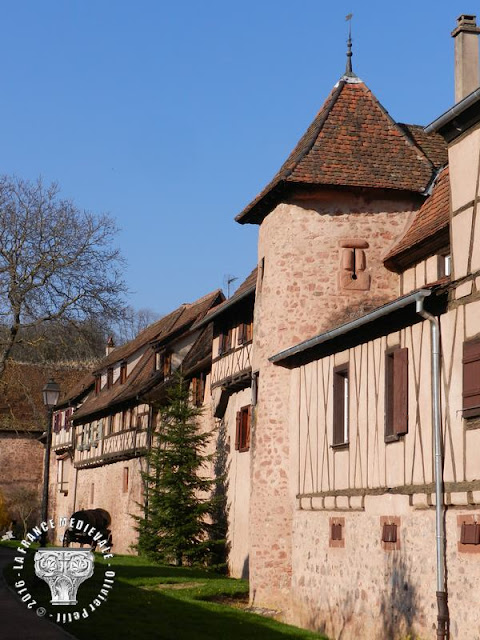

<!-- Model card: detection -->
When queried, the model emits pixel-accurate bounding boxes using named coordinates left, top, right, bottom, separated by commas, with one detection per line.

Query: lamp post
left=40, top=378, right=60, bottom=546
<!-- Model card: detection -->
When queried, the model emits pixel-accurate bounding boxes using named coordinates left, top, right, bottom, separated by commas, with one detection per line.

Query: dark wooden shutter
left=463, top=341, right=480, bottom=418
left=333, top=368, right=346, bottom=445
left=461, top=522, right=480, bottom=545
left=393, top=348, right=408, bottom=435
left=235, top=411, right=241, bottom=450
left=238, top=323, right=245, bottom=345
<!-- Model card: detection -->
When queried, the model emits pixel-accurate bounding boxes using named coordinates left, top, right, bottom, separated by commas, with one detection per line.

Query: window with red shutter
left=463, top=341, right=480, bottom=418
left=120, top=362, right=127, bottom=383
left=235, top=405, right=251, bottom=452
left=385, top=348, right=409, bottom=439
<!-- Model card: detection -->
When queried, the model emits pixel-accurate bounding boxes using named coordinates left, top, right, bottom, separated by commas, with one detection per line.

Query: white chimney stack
left=452, top=14, right=480, bottom=103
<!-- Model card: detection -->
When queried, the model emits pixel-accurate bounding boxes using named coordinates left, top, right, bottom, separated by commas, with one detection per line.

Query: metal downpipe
left=416, top=299, right=449, bottom=639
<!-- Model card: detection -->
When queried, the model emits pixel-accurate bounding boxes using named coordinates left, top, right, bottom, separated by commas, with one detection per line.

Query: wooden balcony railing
left=74, top=428, right=149, bottom=468
left=211, top=342, right=252, bottom=388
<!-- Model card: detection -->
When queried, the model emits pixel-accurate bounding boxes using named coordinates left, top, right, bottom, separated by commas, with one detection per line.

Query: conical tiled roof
left=236, top=78, right=446, bottom=224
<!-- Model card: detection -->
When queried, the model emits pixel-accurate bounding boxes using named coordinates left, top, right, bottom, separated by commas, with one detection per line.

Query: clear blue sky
left=0, top=1, right=473, bottom=314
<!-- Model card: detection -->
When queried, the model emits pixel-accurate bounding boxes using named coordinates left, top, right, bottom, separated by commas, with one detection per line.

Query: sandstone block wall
left=250, top=193, right=418, bottom=612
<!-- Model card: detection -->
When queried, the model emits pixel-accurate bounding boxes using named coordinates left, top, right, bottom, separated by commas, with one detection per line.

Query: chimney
left=452, top=14, right=480, bottom=102
left=105, top=335, right=115, bottom=356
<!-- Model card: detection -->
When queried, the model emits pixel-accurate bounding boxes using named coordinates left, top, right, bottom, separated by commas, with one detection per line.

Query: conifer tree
left=135, top=372, right=218, bottom=566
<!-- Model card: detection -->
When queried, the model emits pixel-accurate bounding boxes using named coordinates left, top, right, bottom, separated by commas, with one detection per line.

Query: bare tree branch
left=0, top=175, right=127, bottom=377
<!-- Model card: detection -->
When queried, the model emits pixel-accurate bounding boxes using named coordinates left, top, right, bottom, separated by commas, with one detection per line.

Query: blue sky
left=0, top=1, right=473, bottom=314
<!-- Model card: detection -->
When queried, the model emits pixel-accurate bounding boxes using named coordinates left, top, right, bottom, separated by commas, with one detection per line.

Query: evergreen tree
left=135, top=372, right=218, bottom=566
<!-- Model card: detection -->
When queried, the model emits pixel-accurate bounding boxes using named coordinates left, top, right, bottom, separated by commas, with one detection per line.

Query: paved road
left=0, top=547, right=74, bottom=640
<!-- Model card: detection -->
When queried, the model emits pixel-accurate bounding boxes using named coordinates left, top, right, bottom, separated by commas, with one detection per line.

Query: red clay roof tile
left=236, top=80, right=446, bottom=224
left=384, top=167, right=450, bottom=269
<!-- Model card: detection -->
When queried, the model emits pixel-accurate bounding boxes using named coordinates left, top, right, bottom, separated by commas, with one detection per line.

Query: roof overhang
left=193, top=284, right=256, bottom=329
left=270, top=287, right=447, bottom=368
left=426, top=88, right=480, bottom=142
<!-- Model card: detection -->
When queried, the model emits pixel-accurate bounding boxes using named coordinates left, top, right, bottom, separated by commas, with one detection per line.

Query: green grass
left=2, top=546, right=326, bottom=640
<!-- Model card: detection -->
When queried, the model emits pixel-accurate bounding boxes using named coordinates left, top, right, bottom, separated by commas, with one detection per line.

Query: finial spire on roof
left=344, top=13, right=356, bottom=78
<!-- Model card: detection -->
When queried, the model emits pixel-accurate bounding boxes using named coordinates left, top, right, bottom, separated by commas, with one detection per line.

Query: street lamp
left=40, top=378, right=60, bottom=546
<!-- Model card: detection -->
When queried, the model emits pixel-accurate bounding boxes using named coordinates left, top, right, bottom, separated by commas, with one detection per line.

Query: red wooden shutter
left=235, top=411, right=241, bottom=450
left=333, top=368, right=346, bottom=445
left=463, top=342, right=480, bottom=418
left=385, top=352, right=394, bottom=438
left=393, top=348, right=408, bottom=435
left=246, top=405, right=252, bottom=449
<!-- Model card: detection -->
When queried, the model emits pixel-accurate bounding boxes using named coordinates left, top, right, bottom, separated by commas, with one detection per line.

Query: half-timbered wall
left=287, top=299, right=480, bottom=638
left=220, top=386, right=251, bottom=578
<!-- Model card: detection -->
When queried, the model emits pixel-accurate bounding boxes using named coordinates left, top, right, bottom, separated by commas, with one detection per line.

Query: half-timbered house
left=194, top=268, right=256, bottom=577
left=49, top=290, right=224, bottom=553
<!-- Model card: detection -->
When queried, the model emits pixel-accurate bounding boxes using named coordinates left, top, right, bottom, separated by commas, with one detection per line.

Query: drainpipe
left=416, top=299, right=449, bottom=639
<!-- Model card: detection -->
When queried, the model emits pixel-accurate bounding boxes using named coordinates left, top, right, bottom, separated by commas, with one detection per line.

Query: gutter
left=270, top=289, right=432, bottom=365
left=425, top=87, right=480, bottom=133
left=416, top=299, right=449, bottom=640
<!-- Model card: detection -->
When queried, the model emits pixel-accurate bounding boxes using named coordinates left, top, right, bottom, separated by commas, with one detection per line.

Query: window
left=53, top=412, right=61, bottom=434
left=57, top=457, right=69, bottom=494
left=437, top=252, right=452, bottom=278
left=329, top=517, right=345, bottom=548
left=457, top=515, right=480, bottom=553
left=463, top=341, right=480, bottom=418
left=333, top=365, right=349, bottom=446
left=460, top=521, right=480, bottom=545
left=156, top=351, right=172, bottom=377
left=385, top=348, right=409, bottom=440
left=381, top=516, right=401, bottom=551
left=120, top=362, right=127, bottom=384
left=163, top=352, right=172, bottom=378
left=235, top=405, right=251, bottom=452
left=107, top=368, right=113, bottom=389
left=123, top=467, right=129, bottom=493
left=95, top=375, right=101, bottom=394
left=64, top=408, right=73, bottom=431
left=238, top=319, right=254, bottom=345
left=218, top=327, right=234, bottom=356
left=191, top=375, right=205, bottom=407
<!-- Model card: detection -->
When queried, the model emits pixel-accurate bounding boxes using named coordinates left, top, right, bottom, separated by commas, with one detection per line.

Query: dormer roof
left=236, top=78, right=447, bottom=225
left=384, top=166, right=450, bottom=272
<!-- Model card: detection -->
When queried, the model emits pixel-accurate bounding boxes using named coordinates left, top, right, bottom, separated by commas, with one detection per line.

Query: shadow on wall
left=380, top=551, right=419, bottom=639
left=302, top=550, right=420, bottom=640
left=209, top=419, right=230, bottom=572
left=303, top=587, right=356, bottom=640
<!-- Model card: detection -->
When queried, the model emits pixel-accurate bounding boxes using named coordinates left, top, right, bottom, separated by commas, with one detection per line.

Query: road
left=0, top=547, right=74, bottom=640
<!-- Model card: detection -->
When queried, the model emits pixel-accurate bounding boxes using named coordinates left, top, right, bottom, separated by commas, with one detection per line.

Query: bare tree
left=115, top=306, right=161, bottom=344
left=0, top=175, right=126, bottom=379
